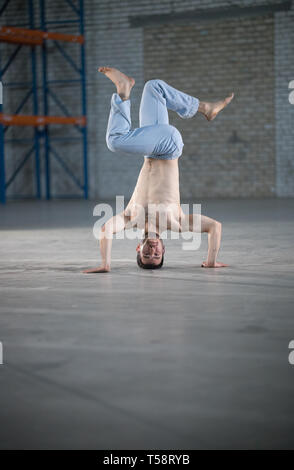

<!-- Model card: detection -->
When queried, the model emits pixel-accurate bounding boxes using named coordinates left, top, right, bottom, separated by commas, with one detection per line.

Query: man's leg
left=139, top=79, right=200, bottom=127
left=139, top=78, right=234, bottom=125
left=100, top=67, right=183, bottom=159
left=99, top=67, right=233, bottom=159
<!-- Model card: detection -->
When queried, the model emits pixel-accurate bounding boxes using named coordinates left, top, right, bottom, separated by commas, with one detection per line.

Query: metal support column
left=29, top=0, right=41, bottom=198
left=40, top=0, right=50, bottom=199
left=79, top=0, right=88, bottom=199
left=0, top=68, right=5, bottom=204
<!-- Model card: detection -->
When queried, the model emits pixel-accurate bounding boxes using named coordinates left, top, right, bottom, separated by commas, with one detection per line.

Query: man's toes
left=226, top=92, right=234, bottom=103
left=98, top=66, right=111, bottom=73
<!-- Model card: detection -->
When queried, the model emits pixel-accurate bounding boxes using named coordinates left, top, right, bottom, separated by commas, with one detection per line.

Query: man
left=83, top=67, right=234, bottom=273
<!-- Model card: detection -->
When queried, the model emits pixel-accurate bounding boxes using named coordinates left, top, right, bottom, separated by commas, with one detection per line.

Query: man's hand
left=201, top=261, right=228, bottom=268
left=82, top=266, right=110, bottom=274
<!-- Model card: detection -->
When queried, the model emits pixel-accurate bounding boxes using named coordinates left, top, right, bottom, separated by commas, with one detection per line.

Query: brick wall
left=275, top=7, right=294, bottom=197
left=144, top=15, right=275, bottom=198
left=1, top=0, right=293, bottom=199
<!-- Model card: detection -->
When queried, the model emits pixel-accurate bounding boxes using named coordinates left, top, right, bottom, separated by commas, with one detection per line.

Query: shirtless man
left=83, top=67, right=234, bottom=273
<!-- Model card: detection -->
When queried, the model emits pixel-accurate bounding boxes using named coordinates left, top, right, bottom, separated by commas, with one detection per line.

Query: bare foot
left=201, top=261, right=228, bottom=268
left=98, top=66, right=135, bottom=100
left=204, top=93, right=234, bottom=121
left=82, top=266, right=110, bottom=273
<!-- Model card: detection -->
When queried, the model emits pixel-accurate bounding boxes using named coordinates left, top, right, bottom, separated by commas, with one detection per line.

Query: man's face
left=136, top=238, right=165, bottom=266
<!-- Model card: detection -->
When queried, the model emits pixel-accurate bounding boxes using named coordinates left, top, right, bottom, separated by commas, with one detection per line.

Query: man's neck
left=144, top=222, right=160, bottom=239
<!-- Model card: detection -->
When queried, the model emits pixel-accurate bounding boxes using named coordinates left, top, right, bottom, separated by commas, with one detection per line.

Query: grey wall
left=144, top=16, right=275, bottom=198
left=1, top=0, right=293, bottom=200
left=275, top=7, right=294, bottom=196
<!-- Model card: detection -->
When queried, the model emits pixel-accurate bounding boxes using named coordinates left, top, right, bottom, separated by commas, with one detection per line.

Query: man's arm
left=83, top=212, right=127, bottom=273
left=184, top=213, right=228, bottom=268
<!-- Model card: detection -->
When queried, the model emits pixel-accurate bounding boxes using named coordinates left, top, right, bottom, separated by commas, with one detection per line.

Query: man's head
left=136, top=236, right=165, bottom=269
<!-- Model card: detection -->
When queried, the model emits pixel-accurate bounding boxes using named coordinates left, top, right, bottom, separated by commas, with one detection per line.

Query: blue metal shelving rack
left=0, top=0, right=88, bottom=203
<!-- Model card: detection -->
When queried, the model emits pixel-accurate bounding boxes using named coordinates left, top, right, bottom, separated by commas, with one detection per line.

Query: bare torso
left=124, top=158, right=183, bottom=233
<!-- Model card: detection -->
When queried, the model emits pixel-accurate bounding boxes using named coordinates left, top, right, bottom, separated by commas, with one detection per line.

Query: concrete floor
left=0, top=198, right=294, bottom=449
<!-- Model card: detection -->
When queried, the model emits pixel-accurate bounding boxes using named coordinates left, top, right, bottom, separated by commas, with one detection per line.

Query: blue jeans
left=106, top=79, right=199, bottom=160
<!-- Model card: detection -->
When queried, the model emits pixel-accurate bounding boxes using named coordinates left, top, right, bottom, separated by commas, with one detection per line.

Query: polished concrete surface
left=0, top=199, right=294, bottom=449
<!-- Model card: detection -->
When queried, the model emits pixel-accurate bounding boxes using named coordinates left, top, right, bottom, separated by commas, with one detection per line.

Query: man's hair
left=136, top=252, right=164, bottom=269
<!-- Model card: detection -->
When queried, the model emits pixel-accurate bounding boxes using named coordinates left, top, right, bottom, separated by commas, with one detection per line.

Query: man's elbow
left=100, top=221, right=114, bottom=239
left=101, top=223, right=109, bottom=235
left=210, top=220, right=222, bottom=233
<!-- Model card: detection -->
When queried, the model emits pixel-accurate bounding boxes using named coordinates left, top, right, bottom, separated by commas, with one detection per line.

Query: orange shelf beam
left=0, top=113, right=86, bottom=126
left=0, top=26, right=84, bottom=45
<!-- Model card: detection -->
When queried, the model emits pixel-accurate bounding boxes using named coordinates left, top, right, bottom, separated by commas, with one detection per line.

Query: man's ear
left=136, top=244, right=141, bottom=252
